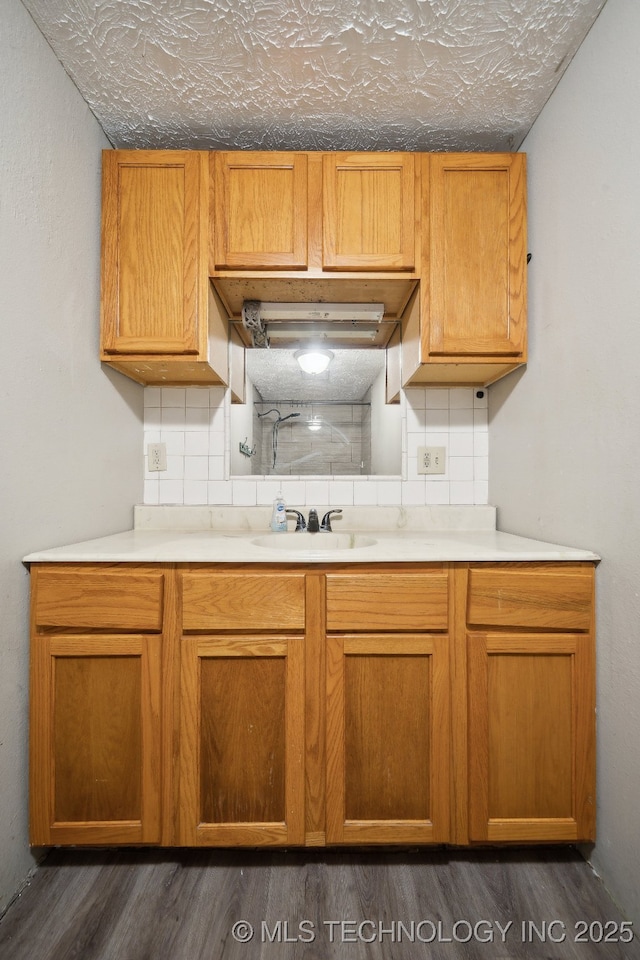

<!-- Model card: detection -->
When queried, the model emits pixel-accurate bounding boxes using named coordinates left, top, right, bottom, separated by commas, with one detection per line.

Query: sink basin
left=252, top=532, right=377, bottom=551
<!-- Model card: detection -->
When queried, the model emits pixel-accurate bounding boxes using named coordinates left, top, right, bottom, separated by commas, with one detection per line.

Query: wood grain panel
left=212, top=152, right=308, bottom=270
left=326, top=633, right=450, bottom=844
left=181, top=571, right=305, bottom=631
left=30, top=634, right=162, bottom=846
left=468, top=632, right=596, bottom=842
left=467, top=565, right=593, bottom=630
left=322, top=153, right=416, bottom=271
left=326, top=569, right=448, bottom=631
left=344, top=653, right=431, bottom=820
left=200, top=656, right=286, bottom=823
left=33, top=567, right=164, bottom=631
left=427, top=153, right=526, bottom=359
left=179, top=635, right=305, bottom=846
left=101, top=151, right=204, bottom=356
left=54, top=656, right=142, bottom=822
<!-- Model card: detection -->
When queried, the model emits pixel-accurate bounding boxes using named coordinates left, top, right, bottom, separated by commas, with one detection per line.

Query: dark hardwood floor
left=0, top=847, right=637, bottom=960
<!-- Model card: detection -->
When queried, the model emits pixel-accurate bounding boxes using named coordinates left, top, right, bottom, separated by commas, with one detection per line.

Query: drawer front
left=467, top=566, right=594, bottom=631
left=33, top=568, right=165, bottom=631
left=181, top=572, right=305, bottom=631
left=326, top=570, right=449, bottom=632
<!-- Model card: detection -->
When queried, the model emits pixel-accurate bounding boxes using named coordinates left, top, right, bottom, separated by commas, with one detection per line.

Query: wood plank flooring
left=0, top=847, right=638, bottom=960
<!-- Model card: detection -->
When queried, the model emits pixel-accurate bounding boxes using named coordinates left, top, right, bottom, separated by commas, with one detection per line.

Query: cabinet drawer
left=467, top=566, right=594, bottom=631
left=326, top=570, right=449, bottom=631
left=181, top=572, right=305, bottom=631
left=33, top=567, right=165, bottom=631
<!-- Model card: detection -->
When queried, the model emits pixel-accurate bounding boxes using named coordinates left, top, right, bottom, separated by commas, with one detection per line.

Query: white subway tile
left=474, top=409, right=489, bottom=432
left=143, top=479, right=159, bottom=504
left=161, top=387, right=185, bottom=408
left=208, top=456, right=225, bottom=481
left=165, top=455, right=185, bottom=480
left=305, top=480, right=330, bottom=504
left=425, top=482, right=450, bottom=504
left=144, top=386, right=162, bottom=408
left=207, top=480, right=233, bottom=504
left=449, top=387, right=474, bottom=408
left=184, top=457, right=208, bottom=481
left=158, top=479, right=184, bottom=504
left=184, top=480, right=209, bottom=504
left=449, top=433, right=475, bottom=457
left=329, top=481, right=354, bottom=506
left=424, top=410, right=449, bottom=432
left=474, top=481, right=489, bottom=504
left=185, top=407, right=211, bottom=430
left=184, top=432, right=209, bottom=456
left=377, top=480, right=402, bottom=504
left=185, top=387, right=210, bottom=407
left=162, top=432, right=185, bottom=456
left=353, top=481, right=379, bottom=505
left=450, top=481, right=475, bottom=504
left=424, top=387, right=450, bottom=409
left=161, top=407, right=186, bottom=431
left=449, top=457, right=474, bottom=482
left=474, top=457, right=489, bottom=481
left=402, top=480, right=427, bottom=505
left=232, top=480, right=257, bottom=505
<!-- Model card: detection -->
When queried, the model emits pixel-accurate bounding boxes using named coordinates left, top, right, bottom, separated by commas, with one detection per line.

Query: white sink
left=252, top=532, right=377, bottom=551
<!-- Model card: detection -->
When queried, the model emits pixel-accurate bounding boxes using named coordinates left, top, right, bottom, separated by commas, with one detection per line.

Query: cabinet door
left=322, top=153, right=416, bottom=271
left=467, top=632, right=595, bottom=842
left=212, top=152, right=308, bottom=270
left=101, top=150, right=207, bottom=356
left=326, top=634, right=449, bottom=844
left=179, top=636, right=305, bottom=846
left=30, top=635, right=162, bottom=845
left=426, top=153, right=527, bottom=358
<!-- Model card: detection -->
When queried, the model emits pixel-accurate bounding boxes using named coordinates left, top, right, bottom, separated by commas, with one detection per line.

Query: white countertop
left=23, top=506, right=599, bottom=565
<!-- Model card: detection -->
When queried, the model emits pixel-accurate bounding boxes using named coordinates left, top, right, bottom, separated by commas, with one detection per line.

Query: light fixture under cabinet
left=258, top=302, right=384, bottom=323
left=295, top=349, right=334, bottom=374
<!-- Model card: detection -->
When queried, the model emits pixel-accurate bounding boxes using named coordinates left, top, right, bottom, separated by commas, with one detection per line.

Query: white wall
left=0, top=0, right=142, bottom=913
left=490, top=0, right=640, bottom=924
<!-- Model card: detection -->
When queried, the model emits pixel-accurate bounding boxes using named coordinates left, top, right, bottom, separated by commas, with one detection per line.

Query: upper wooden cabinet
left=212, top=151, right=309, bottom=270
left=322, top=153, right=416, bottom=271
left=101, top=150, right=229, bottom=386
left=99, top=149, right=527, bottom=388
left=211, top=151, right=416, bottom=275
left=402, top=153, right=527, bottom=386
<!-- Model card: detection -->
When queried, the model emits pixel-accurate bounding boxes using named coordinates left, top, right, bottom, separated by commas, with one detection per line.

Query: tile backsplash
left=143, top=385, right=489, bottom=507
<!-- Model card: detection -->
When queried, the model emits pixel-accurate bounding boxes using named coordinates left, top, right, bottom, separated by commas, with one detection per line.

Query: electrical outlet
left=417, top=446, right=446, bottom=475
left=147, top=442, right=167, bottom=472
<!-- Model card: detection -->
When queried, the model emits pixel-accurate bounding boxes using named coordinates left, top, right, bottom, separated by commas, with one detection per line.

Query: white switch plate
left=147, top=442, right=167, bottom=472
left=417, top=446, right=446, bottom=475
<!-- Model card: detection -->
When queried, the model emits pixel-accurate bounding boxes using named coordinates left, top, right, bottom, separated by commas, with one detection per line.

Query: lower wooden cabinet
left=326, top=633, right=450, bottom=844
left=179, top=634, right=305, bottom=846
left=28, top=560, right=596, bottom=848
left=29, top=565, right=166, bottom=846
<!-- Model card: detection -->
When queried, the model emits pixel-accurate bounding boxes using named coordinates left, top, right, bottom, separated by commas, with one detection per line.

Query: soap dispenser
left=270, top=491, right=288, bottom=532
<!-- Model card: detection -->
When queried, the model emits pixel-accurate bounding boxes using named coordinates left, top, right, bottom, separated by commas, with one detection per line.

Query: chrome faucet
left=321, top=509, right=343, bottom=532
left=307, top=508, right=320, bottom=533
left=286, top=509, right=306, bottom=531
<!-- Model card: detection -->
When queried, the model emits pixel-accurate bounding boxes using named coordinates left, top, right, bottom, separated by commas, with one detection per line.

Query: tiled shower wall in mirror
left=142, top=385, right=489, bottom=506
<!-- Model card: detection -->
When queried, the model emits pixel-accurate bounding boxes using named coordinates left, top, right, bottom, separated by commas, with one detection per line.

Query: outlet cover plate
left=417, top=446, right=446, bottom=475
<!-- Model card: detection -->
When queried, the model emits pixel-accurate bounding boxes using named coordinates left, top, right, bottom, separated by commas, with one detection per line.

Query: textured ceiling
left=21, top=0, right=607, bottom=152
left=246, top=348, right=386, bottom=402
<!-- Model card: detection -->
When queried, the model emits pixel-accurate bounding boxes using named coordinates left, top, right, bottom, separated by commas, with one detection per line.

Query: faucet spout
left=307, top=508, right=319, bottom=533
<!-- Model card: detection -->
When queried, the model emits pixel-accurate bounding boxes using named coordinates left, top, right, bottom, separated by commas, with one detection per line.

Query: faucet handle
left=286, top=509, right=306, bottom=531
left=321, top=509, right=343, bottom=532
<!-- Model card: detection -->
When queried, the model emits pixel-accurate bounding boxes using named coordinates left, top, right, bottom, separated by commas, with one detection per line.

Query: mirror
left=230, top=349, right=402, bottom=477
